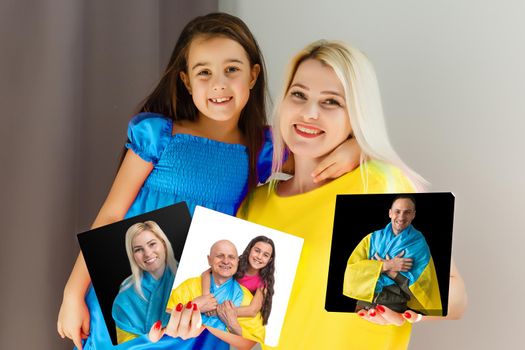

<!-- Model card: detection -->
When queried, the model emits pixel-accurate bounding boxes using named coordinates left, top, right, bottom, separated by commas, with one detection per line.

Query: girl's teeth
left=212, top=97, right=230, bottom=103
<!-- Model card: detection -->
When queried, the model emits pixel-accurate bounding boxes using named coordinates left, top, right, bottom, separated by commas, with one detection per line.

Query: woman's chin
left=288, top=147, right=333, bottom=161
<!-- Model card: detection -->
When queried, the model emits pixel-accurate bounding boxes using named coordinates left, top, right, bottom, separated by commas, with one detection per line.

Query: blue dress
left=79, top=113, right=273, bottom=350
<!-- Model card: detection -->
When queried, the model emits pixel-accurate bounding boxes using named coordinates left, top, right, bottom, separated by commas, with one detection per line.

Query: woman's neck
left=150, top=265, right=166, bottom=280
left=278, top=155, right=329, bottom=196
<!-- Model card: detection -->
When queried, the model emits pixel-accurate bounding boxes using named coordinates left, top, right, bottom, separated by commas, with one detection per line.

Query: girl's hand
left=165, top=301, right=203, bottom=340
left=205, top=310, right=218, bottom=317
left=312, top=137, right=361, bottom=183
left=57, top=296, right=90, bottom=350
left=357, top=305, right=422, bottom=326
left=192, top=293, right=217, bottom=313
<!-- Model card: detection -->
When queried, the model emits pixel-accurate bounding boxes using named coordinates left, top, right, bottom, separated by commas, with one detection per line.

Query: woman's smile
left=132, top=230, right=167, bottom=279
left=144, top=256, right=160, bottom=265
left=294, top=123, right=324, bottom=137
left=280, top=59, right=352, bottom=159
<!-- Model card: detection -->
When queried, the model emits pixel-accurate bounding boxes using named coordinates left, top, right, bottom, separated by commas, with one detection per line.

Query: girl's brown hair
left=136, top=12, right=268, bottom=193
left=235, top=235, right=275, bottom=325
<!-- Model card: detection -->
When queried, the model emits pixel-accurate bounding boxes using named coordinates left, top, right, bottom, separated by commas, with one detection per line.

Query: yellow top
left=166, top=276, right=265, bottom=344
left=239, top=160, right=415, bottom=349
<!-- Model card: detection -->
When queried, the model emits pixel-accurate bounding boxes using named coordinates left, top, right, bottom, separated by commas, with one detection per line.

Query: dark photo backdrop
left=325, top=192, right=454, bottom=315
left=78, top=202, right=191, bottom=345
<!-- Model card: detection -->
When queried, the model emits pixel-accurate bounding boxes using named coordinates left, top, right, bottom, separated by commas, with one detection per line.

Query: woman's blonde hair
left=271, top=40, right=427, bottom=191
left=122, top=221, right=178, bottom=299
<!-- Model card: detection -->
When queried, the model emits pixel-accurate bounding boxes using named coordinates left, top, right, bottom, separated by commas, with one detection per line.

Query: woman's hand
left=148, top=320, right=165, bottom=343
left=312, top=137, right=361, bottom=183
left=57, top=295, right=90, bottom=350
left=357, top=305, right=422, bottom=326
left=165, top=301, right=203, bottom=340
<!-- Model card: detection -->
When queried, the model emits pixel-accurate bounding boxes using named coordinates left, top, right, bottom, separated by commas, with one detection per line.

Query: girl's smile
left=248, top=241, right=273, bottom=271
left=180, top=36, right=260, bottom=125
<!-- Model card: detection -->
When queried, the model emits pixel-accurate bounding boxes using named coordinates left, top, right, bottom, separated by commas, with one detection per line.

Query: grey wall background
left=219, top=0, right=525, bottom=349
left=1, top=0, right=522, bottom=349
left=0, top=1, right=217, bottom=349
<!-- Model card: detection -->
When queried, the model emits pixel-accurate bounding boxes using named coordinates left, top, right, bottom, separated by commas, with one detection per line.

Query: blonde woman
left=240, top=40, right=466, bottom=349
left=112, top=221, right=179, bottom=343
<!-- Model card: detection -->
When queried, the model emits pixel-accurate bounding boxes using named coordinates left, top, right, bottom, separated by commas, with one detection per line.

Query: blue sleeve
left=125, top=113, right=172, bottom=164
left=257, top=127, right=274, bottom=184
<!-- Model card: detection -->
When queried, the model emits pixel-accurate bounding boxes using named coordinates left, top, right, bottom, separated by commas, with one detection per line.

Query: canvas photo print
left=171, top=206, right=304, bottom=347
left=325, top=193, right=454, bottom=317
left=78, top=202, right=192, bottom=345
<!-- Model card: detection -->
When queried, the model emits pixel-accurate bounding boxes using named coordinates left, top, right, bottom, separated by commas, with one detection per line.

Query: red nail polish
left=358, top=311, right=365, bottom=317
left=376, top=305, right=385, bottom=313
left=176, top=303, right=183, bottom=312
left=369, top=310, right=376, bottom=317
left=153, top=320, right=161, bottom=330
left=404, top=312, right=412, bottom=319
left=193, top=303, right=198, bottom=311
left=186, top=301, right=193, bottom=309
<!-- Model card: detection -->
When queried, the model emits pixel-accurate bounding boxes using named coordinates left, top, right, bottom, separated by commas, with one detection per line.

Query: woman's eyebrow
left=289, top=83, right=309, bottom=90
left=321, top=90, right=344, bottom=97
left=289, top=83, right=343, bottom=97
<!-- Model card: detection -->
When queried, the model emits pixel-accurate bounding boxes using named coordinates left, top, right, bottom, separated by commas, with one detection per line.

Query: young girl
left=202, top=236, right=276, bottom=325
left=57, top=13, right=359, bottom=350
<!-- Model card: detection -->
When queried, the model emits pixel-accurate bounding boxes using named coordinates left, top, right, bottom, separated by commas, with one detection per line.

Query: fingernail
left=176, top=303, right=183, bottom=312
left=369, top=310, right=376, bottom=317
left=376, top=305, right=385, bottom=313
left=193, top=303, right=198, bottom=311
left=404, top=312, right=412, bottom=319
left=186, top=301, right=193, bottom=309
left=154, top=320, right=161, bottom=330
left=357, top=311, right=365, bottom=317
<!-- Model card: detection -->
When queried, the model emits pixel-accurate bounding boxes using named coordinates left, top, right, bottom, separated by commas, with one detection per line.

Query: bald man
left=166, top=240, right=265, bottom=345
